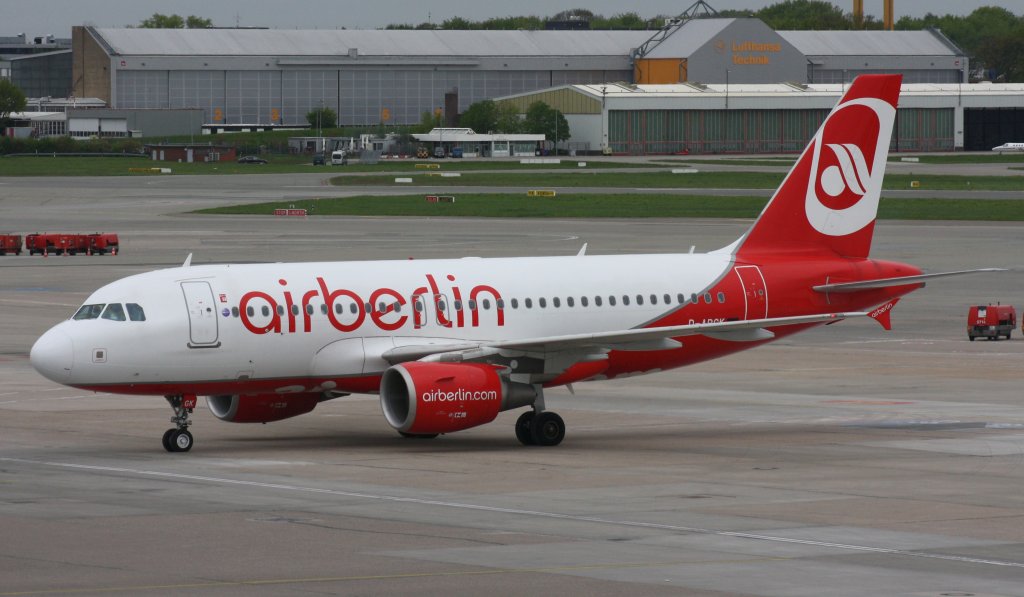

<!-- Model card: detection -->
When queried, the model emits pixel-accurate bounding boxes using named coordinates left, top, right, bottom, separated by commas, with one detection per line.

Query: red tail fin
left=735, top=74, right=902, bottom=260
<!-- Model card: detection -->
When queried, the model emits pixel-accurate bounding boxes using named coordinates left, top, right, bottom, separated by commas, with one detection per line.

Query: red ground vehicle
left=87, top=233, right=119, bottom=255
left=967, top=304, right=1016, bottom=341
left=25, top=233, right=119, bottom=255
left=1, top=234, right=22, bottom=255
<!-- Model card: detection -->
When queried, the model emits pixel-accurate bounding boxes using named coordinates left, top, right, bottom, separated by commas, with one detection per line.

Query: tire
left=515, top=411, right=536, bottom=445
left=398, top=431, right=438, bottom=439
left=530, top=412, right=565, bottom=447
left=969, top=335, right=975, bottom=341
left=162, top=428, right=175, bottom=452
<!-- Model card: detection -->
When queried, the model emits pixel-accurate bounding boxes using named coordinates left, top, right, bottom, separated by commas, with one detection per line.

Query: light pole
left=317, top=99, right=323, bottom=152
left=725, top=69, right=730, bottom=110
left=553, top=112, right=557, bottom=156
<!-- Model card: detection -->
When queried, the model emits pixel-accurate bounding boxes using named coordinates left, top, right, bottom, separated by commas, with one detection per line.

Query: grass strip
left=197, top=194, right=1024, bottom=221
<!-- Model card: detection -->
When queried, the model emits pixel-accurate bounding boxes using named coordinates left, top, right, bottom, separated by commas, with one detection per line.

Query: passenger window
left=414, top=301, right=424, bottom=312
left=677, top=293, right=685, bottom=304
left=636, top=294, right=643, bottom=305
left=595, top=296, right=602, bottom=307
left=306, top=304, right=315, bottom=315
left=717, top=292, right=726, bottom=303
left=525, top=298, right=533, bottom=309
left=350, top=303, right=358, bottom=314
left=511, top=298, right=519, bottom=309
left=321, top=304, right=328, bottom=314
left=704, top=293, right=713, bottom=304
left=497, top=299, right=505, bottom=309
left=73, top=304, right=105, bottom=320
left=609, top=296, right=616, bottom=306
left=468, top=299, right=477, bottom=310
left=231, top=307, right=239, bottom=318
left=126, top=303, right=146, bottom=321
left=291, top=305, right=300, bottom=315
left=539, top=298, right=547, bottom=308
left=652, top=294, right=659, bottom=304
left=334, top=303, right=343, bottom=314
left=262, top=306, right=270, bottom=317
left=101, top=303, right=126, bottom=321
left=691, top=293, right=698, bottom=304
left=553, top=297, right=560, bottom=308
left=622, top=295, right=630, bottom=306
left=276, top=305, right=285, bottom=316
left=581, top=296, right=588, bottom=307
left=483, top=299, right=491, bottom=310
left=664, top=294, right=671, bottom=304
left=247, top=306, right=255, bottom=317
left=567, top=297, right=575, bottom=307
left=454, top=300, right=463, bottom=311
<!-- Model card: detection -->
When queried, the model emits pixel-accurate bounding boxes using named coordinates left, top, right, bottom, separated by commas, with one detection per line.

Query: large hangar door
left=964, top=108, right=1024, bottom=151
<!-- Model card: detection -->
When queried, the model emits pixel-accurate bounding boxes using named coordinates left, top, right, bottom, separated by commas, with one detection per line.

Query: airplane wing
left=383, top=312, right=865, bottom=367
left=813, top=268, right=1004, bottom=293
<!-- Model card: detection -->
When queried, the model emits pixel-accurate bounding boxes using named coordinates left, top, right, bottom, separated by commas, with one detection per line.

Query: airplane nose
left=30, top=327, right=74, bottom=382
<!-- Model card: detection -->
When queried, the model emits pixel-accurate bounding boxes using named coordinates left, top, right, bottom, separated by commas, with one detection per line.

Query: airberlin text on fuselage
left=238, top=273, right=504, bottom=335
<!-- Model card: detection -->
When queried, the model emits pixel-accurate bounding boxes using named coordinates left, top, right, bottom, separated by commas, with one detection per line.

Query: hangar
left=499, top=82, right=1024, bottom=154
left=71, top=19, right=970, bottom=130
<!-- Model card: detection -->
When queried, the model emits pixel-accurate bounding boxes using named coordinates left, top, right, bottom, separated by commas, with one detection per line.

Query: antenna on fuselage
left=689, top=246, right=696, bottom=254
left=577, top=243, right=588, bottom=256
left=182, top=253, right=193, bottom=268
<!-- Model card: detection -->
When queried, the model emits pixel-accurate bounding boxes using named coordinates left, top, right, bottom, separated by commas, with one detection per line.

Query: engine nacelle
left=206, top=392, right=321, bottom=423
left=380, top=362, right=536, bottom=435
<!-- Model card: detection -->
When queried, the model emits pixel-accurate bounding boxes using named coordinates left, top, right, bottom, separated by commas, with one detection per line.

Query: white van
left=330, top=150, right=347, bottom=165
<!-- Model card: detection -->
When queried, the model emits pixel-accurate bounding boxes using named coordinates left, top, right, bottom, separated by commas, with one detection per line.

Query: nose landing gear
left=162, top=394, right=196, bottom=452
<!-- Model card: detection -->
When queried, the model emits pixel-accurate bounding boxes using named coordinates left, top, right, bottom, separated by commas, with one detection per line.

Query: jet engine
left=380, top=362, right=536, bottom=435
left=206, top=392, right=322, bottom=423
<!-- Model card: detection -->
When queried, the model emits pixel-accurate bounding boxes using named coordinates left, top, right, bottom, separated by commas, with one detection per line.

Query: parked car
left=312, top=153, right=325, bottom=165
left=237, top=155, right=268, bottom=164
left=330, top=150, right=348, bottom=166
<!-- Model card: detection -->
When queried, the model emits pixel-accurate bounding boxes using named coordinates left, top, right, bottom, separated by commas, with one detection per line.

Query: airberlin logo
left=804, top=97, right=895, bottom=237
left=238, top=273, right=504, bottom=335
left=421, top=388, right=498, bottom=403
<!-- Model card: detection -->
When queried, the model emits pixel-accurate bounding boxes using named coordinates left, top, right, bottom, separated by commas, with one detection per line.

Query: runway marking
left=0, top=298, right=80, bottom=307
left=0, top=556, right=785, bottom=596
left=2, top=457, right=1022, bottom=571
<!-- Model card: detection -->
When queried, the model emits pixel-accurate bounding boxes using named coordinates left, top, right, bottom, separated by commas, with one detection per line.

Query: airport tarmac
left=1, top=173, right=1024, bottom=596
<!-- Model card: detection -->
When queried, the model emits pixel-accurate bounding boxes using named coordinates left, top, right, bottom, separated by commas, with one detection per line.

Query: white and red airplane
left=30, top=74, right=992, bottom=452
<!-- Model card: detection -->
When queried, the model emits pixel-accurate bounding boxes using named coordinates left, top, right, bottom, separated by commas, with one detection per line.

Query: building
left=72, top=26, right=647, bottom=128
left=1, top=33, right=73, bottom=97
left=412, top=128, right=546, bottom=158
left=499, top=82, right=1024, bottom=154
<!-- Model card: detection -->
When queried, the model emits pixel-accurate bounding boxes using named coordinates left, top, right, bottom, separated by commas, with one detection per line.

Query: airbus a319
left=30, top=75, right=994, bottom=452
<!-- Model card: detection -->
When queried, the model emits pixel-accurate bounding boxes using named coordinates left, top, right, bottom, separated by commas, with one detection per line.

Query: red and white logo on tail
left=805, top=96, right=895, bottom=237
left=736, top=74, right=902, bottom=260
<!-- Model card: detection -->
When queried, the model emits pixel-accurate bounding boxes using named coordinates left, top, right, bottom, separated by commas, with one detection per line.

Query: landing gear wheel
left=515, top=411, right=536, bottom=445
left=161, top=428, right=176, bottom=452
left=170, top=429, right=194, bottom=452
left=530, top=412, right=565, bottom=447
left=398, top=431, right=438, bottom=439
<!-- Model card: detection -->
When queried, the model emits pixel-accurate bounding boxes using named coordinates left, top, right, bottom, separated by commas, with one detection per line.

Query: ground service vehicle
left=330, top=150, right=347, bottom=165
left=88, top=233, right=119, bottom=255
left=0, top=234, right=22, bottom=255
left=968, top=304, right=1016, bottom=340
left=30, top=75, right=999, bottom=453
left=237, top=155, right=268, bottom=164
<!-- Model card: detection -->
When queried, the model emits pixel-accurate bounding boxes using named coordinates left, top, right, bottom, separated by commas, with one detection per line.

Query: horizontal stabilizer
left=813, top=268, right=1004, bottom=293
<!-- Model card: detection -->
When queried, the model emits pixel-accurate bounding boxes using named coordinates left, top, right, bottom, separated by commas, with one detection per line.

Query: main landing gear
left=515, top=410, right=566, bottom=447
left=162, top=394, right=196, bottom=452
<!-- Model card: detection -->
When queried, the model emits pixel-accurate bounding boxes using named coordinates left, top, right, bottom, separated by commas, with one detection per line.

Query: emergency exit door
left=181, top=281, right=220, bottom=347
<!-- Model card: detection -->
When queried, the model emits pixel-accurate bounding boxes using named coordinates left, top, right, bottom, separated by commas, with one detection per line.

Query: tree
left=756, top=0, right=848, bottom=30
left=459, top=100, right=497, bottom=133
left=493, top=102, right=522, bottom=133
left=521, top=101, right=570, bottom=145
left=139, top=13, right=211, bottom=28
left=0, top=79, right=27, bottom=125
left=185, top=16, right=213, bottom=29
left=306, top=107, right=337, bottom=129
left=417, top=109, right=442, bottom=133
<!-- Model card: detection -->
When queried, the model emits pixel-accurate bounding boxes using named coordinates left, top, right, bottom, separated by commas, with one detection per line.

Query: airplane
left=30, top=74, right=997, bottom=452
left=991, top=142, right=1024, bottom=152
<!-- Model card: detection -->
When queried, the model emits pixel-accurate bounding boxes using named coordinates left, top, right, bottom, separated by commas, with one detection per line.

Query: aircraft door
left=181, top=281, right=220, bottom=347
left=734, top=266, right=768, bottom=320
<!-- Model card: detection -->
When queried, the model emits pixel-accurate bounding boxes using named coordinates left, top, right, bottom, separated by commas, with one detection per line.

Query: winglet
left=868, top=298, right=899, bottom=331
left=182, top=253, right=193, bottom=268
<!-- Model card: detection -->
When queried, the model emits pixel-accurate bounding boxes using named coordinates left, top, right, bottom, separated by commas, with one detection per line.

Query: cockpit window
left=126, top=303, right=146, bottom=321
left=101, top=303, right=126, bottom=321
left=73, top=304, right=105, bottom=320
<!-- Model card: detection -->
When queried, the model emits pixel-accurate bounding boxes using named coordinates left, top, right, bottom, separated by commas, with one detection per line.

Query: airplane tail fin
left=733, top=74, right=902, bottom=260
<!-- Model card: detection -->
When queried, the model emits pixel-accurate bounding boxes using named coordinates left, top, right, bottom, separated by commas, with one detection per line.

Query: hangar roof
left=565, top=81, right=1024, bottom=100
left=643, top=18, right=734, bottom=58
left=92, top=28, right=651, bottom=57
left=779, top=30, right=961, bottom=56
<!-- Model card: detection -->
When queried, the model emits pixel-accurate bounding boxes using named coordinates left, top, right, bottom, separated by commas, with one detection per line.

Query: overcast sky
left=7, top=1, right=1013, bottom=36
